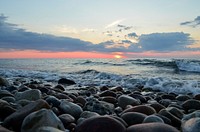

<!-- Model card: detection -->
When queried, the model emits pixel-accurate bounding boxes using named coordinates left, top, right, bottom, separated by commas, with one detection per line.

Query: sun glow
left=114, top=55, right=122, bottom=59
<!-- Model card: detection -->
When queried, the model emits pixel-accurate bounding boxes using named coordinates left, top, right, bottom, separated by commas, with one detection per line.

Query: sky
left=0, top=0, right=200, bottom=58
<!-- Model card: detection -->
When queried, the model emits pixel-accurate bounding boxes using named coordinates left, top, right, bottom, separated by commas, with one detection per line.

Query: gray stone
left=0, top=77, right=9, bottom=86
left=182, top=118, right=200, bottom=132
left=15, top=89, right=42, bottom=101
left=21, top=109, right=65, bottom=132
left=59, top=100, right=83, bottom=119
left=118, top=95, right=140, bottom=109
left=143, top=115, right=164, bottom=123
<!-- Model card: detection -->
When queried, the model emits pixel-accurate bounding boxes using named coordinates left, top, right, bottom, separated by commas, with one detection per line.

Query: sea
left=0, top=58, right=200, bottom=95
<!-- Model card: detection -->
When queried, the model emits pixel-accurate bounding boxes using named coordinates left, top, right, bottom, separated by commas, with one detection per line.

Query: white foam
left=176, top=60, right=200, bottom=73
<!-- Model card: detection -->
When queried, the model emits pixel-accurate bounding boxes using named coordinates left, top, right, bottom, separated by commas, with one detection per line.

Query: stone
left=100, top=96, right=117, bottom=104
left=154, top=113, right=172, bottom=125
left=129, top=94, right=147, bottom=103
left=143, top=115, right=164, bottom=123
left=176, top=95, right=191, bottom=101
left=21, top=109, right=65, bottom=132
left=54, top=84, right=65, bottom=91
left=161, top=94, right=176, bottom=100
left=182, top=99, right=200, bottom=112
left=0, top=77, right=9, bottom=86
left=0, top=99, right=16, bottom=121
left=166, top=107, right=184, bottom=119
left=59, top=100, right=83, bottom=119
left=100, top=86, right=109, bottom=91
left=0, top=90, right=14, bottom=98
left=126, top=123, right=179, bottom=132
left=121, top=112, right=147, bottom=126
left=150, top=103, right=165, bottom=113
left=58, top=78, right=76, bottom=85
left=77, top=111, right=100, bottom=124
left=182, top=110, right=200, bottom=122
left=59, top=114, right=75, bottom=128
left=15, top=89, right=42, bottom=101
left=122, top=105, right=156, bottom=115
left=0, top=126, right=13, bottom=132
left=159, top=99, right=172, bottom=107
left=182, top=118, right=200, bottom=132
left=194, top=94, right=200, bottom=100
left=99, top=90, right=117, bottom=97
left=45, top=96, right=61, bottom=107
left=37, top=126, right=66, bottom=132
left=118, top=95, right=140, bottom=109
left=159, top=109, right=181, bottom=128
left=74, top=116, right=126, bottom=132
left=1, top=96, right=15, bottom=103
left=3, top=99, right=50, bottom=131
left=75, top=96, right=86, bottom=107
left=84, top=97, right=114, bottom=115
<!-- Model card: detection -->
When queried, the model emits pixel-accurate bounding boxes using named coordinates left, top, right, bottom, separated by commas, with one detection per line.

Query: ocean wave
left=175, top=59, right=200, bottom=73
left=1, top=68, right=200, bottom=95
left=74, top=60, right=126, bottom=66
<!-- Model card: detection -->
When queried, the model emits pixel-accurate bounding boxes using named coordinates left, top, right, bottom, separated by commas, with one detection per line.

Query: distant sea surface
left=0, top=58, right=200, bottom=94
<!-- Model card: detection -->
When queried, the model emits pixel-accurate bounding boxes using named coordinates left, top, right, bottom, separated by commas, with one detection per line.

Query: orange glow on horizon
left=114, top=55, right=122, bottom=59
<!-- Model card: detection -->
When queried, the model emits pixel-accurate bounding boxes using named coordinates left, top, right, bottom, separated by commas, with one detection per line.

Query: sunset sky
left=0, top=0, right=200, bottom=58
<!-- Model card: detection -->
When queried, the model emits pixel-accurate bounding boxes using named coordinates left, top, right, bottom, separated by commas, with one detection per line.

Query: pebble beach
left=1, top=75, right=200, bottom=132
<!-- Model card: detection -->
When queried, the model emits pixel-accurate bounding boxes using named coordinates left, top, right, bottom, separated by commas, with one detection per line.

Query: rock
left=77, top=111, right=100, bottom=124
left=176, top=95, right=191, bottom=101
left=59, top=100, right=83, bottom=119
left=0, top=90, right=14, bottom=98
left=1, top=96, right=15, bottom=103
left=45, top=96, right=61, bottom=107
left=154, top=113, right=172, bottom=125
left=143, top=115, right=164, bottom=123
left=99, top=90, right=117, bottom=97
left=159, top=99, right=172, bottom=107
left=118, top=95, right=140, bottom=109
left=161, top=94, right=176, bottom=100
left=126, top=123, right=179, bottom=132
left=100, top=86, right=109, bottom=91
left=3, top=99, right=50, bottom=131
left=122, top=105, right=156, bottom=115
left=58, top=78, right=76, bottom=85
left=159, top=109, right=181, bottom=128
left=0, top=126, right=13, bottom=132
left=0, top=99, right=16, bottom=121
left=149, top=103, right=165, bottom=113
left=75, top=96, right=86, bottom=107
left=100, top=96, right=117, bottom=104
left=182, top=99, right=200, bottom=112
left=194, top=94, right=200, bottom=100
left=54, top=84, right=65, bottom=91
left=21, top=109, right=65, bottom=132
left=182, top=110, right=200, bottom=122
left=129, top=94, right=147, bottom=103
left=182, top=118, right=200, bottom=132
left=84, top=97, right=114, bottom=115
left=74, top=116, right=126, bottom=132
left=166, top=107, right=184, bottom=119
left=37, top=126, right=66, bottom=132
left=15, top=89, right=42, bottom=101
left=0, top=77, right=9, bottom=86
left=59, top=114, right=75, bottom=128
left=121, top=112, right=147, bottom=126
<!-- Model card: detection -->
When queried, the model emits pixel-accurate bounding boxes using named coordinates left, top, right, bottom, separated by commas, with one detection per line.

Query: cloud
left=137, top=32, right=195, bottom=51
left=105, top=19, right=124, bottom=29
left=0, top=15, right=93, bottom=52
left=117, top=24, right=133, bottom=32
left=82, top=28, right=96, bottom=32
left=127, top=32, right=138, bottom=38
left=0, top=14, right=197, bottom=54
left=180, top=16, right=200, bottom=27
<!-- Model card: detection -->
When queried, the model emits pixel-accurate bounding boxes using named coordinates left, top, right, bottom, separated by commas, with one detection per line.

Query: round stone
left=143, top=115, right=164, bottom=123
left=126, top=123, right=179, bottom=132
left=21, top=109, right=65, bottom=132
left=121, top=112, right=147, bottom=126
left=74, top=116, right=126, bottom=132
left=122, top=105, right=156, bottom=115
left=118, top=95, right=140, bottom=109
